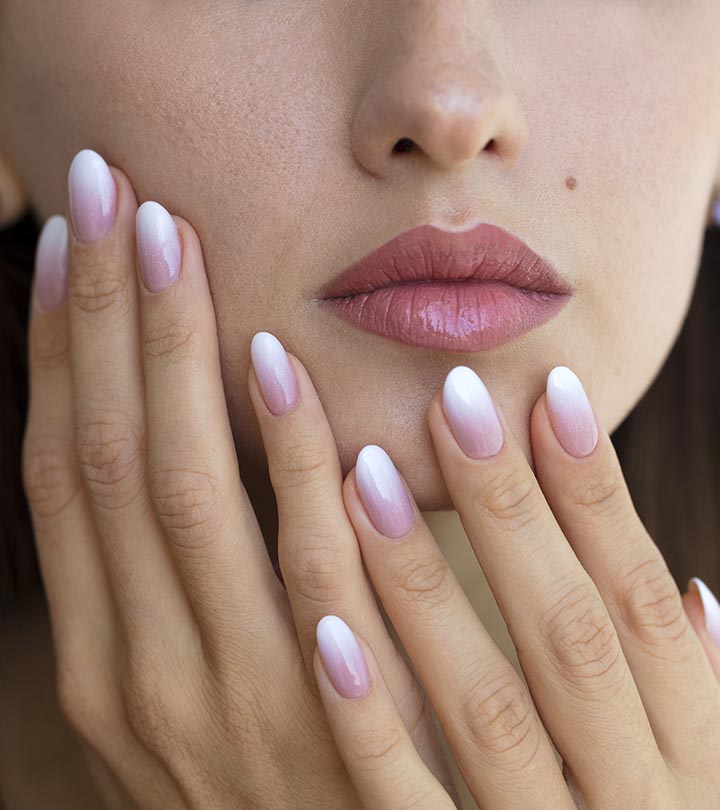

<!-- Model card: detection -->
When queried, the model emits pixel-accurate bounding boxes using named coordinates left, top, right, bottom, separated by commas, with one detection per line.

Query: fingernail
left=546, top=366, right=598, bottom=457
left=136, top=202, right=182, bottom=293
left=441, top=366, right=504, bottom=459
left=250, top=331, right=299, bottom=416
left=68, top=149, right=117, bottom=243
left=35, top=215, right=69, bottom=311
left=316, top=615, right=371, bottom=699
left=688, top=577, right=720, bottom=648
left=356, top=445, right=415, bottom=539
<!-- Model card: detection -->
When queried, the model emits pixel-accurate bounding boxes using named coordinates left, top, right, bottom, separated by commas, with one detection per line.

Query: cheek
left=506, top=2, right=720, bottom=432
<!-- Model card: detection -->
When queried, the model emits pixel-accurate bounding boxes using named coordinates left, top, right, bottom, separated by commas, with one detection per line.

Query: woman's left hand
left=312, top=365, right=720, bottom=809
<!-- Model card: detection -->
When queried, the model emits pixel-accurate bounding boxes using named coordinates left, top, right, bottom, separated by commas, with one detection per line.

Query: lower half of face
left=2, top=1, right=719, bottom=510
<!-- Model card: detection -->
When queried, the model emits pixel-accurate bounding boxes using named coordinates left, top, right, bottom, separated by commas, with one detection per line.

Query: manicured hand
left=22, top=149, right=458, bottom=809
left=314, top=366, right=720, bottom=808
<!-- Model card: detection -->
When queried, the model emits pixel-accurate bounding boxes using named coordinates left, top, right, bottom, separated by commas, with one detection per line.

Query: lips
left=313, top=223, right=573, bottom=352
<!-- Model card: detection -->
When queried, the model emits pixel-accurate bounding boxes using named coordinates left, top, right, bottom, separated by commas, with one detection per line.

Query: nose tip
left=350, top=14, right=529, bottom=178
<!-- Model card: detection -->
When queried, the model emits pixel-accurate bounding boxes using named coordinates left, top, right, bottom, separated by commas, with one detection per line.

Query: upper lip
left=314, top=222, right=573, bottom=300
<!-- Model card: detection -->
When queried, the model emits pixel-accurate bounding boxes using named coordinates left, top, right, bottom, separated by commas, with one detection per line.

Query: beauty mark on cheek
left=565, top=176, right=578, bottom=190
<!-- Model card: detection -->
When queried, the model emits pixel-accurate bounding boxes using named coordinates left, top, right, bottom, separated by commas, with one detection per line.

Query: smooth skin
left=22, top=151, right=720, bottom=808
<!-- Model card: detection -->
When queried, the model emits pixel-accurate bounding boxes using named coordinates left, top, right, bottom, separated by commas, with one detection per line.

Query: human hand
left=313, top=366, right=720, bottom=808
left=21, top=148, right=457, bottom=808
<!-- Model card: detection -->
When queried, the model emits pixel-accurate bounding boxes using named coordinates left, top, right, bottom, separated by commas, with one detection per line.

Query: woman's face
left=1, top=2, right=719, bottom=510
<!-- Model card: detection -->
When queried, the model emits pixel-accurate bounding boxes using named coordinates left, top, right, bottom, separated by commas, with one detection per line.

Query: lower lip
left=317, top=280, right=570, bottom=352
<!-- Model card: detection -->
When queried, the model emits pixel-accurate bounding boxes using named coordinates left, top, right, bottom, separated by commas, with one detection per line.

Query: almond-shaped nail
left=35, top=215, right=69, bottom=311
left=355, top=445, right=415, bottom=539
left=250, top=331, right=299, bottom=416
left=136, top=201, right=182, bottom=293
left=546, top=366, right=598, bottom=458
left=68, top=149, right=117, bottom=243
left=441, top=366, right=504, bottom=459
left=688, top=577, right=720, bottom=648
left=316, top=615, right=371, bottom=699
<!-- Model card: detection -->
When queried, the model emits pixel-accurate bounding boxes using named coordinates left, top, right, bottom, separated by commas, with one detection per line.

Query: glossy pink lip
left=313, top=223, right=573, bottom=352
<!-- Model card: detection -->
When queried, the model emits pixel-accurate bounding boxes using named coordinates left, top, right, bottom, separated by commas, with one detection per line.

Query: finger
left=427, top=366, right=662, bottom=807
left=25, top=211, right=187, bottom=810
left=136, top=206, right=287, bottom=665
left=530, top=366, right=720, bottom=768
left=248, top=333, right=385, bottom=670
left=66, top=149, right=196, bottom=660
left=683, top=579, right=720, bottom=681
left=22, top=214, right=116, bottom=673
left=343, top=446, right=574, bottom=810
left=313, top=615, right=454, bottom=810
left=247, top=335, right=451, bottom=782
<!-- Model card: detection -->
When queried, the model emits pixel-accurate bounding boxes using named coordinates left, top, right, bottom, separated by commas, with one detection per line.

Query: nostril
left=392, top=137, right=416, bottom=154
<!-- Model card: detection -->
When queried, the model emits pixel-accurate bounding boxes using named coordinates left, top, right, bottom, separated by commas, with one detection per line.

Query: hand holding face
left=24, top=149, right=456, bottom=809
left=24, top=148, right=720, bottom=810
left=314, top=340, right=720, bottom=807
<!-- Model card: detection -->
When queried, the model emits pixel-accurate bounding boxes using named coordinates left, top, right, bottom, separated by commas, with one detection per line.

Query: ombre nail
left=688, top=577, right=720, bottom=648
left=250, top=332, right=299, bottom=416
left=136, top=201, right=182, bottom=292
left=546, top=366, right=598, bottom=457
left=316, top=615, right=371, bottom=699
left=441, top=366, right=504, bottom=459
left=355, top=445, right=415, bottom=539
left=35, top=216, right=69, bottom=311
left=68, top=149, right=117, bottom=243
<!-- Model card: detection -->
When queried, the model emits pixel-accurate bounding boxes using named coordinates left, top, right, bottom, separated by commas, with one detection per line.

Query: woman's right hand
left=21, top=148, right=456, bottom=809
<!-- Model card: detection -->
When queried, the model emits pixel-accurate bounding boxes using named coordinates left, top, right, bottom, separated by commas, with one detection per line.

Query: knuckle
left=142, top=317, right=203, bottom=366
left=542, top=582, right=624, bottom=693
left=270, top=437, right=330, bottom=492
left=390, top=556, right=455, bottom=612
left=56, top=660, right=113, bottom=746
left=149, top=464, right=225, bottom=550
left=353, top=726, right=405, bottom=771
left=29, top=322, right=70, bottom=373
left=122, top=663, right=191, bottom=754
left=566, top=468, right=628, bottom=520
left=459, top=671, right=539, bottom=766
left=213, top=678, right=274, bottom=748
left=22, top=437, right=80, bottom=520
left=617, top=556, right=689, bottom=651
left=71, top=271, right=130, bottom=317
left=476, top=466, right=544, bottom=531
left=282, top=541, right=351, bottom=606
left=75, top=416, right=145, bottom=510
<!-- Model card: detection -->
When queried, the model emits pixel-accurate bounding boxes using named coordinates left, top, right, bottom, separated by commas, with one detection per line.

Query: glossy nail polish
left=688, top=577, right=720, bottom=648
left=250, top=331, right=299, bottom=416
left=546, top=366, right=598, bottom=457
left=441, top=366, right=504, bottom=459
left=316, top=615, right=371, bottom=699
left=135, top=201, right=182, bottom=292
left=67, top=149, right=117, bottom=243
left=355, top=445, right=415, bottom=539
left=35, top=215, right=69, bottom=311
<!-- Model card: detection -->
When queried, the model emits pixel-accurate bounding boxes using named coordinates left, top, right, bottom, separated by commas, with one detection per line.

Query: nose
left=350, top=4, right=529, bottom=177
